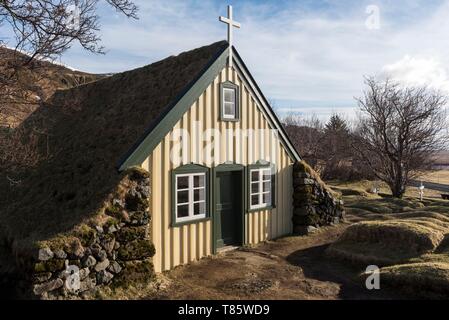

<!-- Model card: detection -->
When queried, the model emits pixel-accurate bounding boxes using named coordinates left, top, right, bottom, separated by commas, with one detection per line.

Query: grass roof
left=0, top=40, right=228, bottom=251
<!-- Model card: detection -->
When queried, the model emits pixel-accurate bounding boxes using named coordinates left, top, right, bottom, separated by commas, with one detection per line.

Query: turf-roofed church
left=0, top=6, right=345, bottom=298
left=122, top=38, right=300, bottom=272
left=111, top=7, right=302, bottom=272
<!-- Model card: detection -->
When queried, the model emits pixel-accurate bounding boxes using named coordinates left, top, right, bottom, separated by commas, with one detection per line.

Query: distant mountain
left=0, top=46, right=105, bottom=128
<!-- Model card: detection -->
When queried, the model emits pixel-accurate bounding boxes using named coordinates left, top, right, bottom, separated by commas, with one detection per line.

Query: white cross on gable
left=219, top=5, right=241, bottom=68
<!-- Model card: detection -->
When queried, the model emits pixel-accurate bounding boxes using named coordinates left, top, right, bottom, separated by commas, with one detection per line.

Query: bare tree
left=0, top=0, right=138, bottom=186
left=353, top=77, right=448, bottom=198
left=282, top=113, right=324, bottom=169
left=0, top=0, right=138, bottom=116
left=0, top=0, right=137, bottom=58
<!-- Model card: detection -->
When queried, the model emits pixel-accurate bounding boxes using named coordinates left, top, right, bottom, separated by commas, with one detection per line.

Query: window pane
left=263, top=192, right=271, bottom=205
left=194, top=202, right=206, bottom=216
left=263, top=170, right=271, bottom=181
left=177, top=204, right=189, bottom=218
left=177, top=176, right=189, bottom=189
left=224, top=102, right=235, bottom=116
left=224, top=88, right=235, bottom=103
left=194, top=188, right=205, bottom=202
left=251, top=170, right=260, bottom=182
left=177, top=190, right=189, bottom=204
left=194, top=174, right=205, bottom=188
left=251, top=182, right=259, bottom=194
left=251, top=195, right=259, bottom=206
left=263, top=181, right=271, bottom=192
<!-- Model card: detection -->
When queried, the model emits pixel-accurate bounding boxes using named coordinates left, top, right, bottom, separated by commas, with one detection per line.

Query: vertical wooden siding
left=141, top=66, right=293, bottom=272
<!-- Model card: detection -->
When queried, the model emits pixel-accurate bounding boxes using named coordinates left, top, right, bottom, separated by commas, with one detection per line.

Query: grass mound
left=328, top=219, right=449, bottom=266
left=379, top=262, right=449, bottom=297
left=335, top=188, right=369, bottom=197
left=345, top=197, right=425, bottom=215
left=328, top=179, right=449, bottom=297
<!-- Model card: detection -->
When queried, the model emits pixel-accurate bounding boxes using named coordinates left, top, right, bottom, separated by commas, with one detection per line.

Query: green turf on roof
left=0, top=40, right=228, bottom=248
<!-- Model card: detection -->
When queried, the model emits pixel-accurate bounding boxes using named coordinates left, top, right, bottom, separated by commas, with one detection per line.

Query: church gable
left=146, top=63, right=296, bottom=169
left=119, top=45, right=300, bottom=171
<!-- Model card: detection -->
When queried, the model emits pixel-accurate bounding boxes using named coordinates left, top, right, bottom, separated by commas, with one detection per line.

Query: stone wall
left=31, top=168, right=155, bottom=299
left=292, top=161, right=345, bottom=235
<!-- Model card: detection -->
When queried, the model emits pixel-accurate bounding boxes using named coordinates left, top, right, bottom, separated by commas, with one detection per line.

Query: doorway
left=214, top=166, right=244, bottom=249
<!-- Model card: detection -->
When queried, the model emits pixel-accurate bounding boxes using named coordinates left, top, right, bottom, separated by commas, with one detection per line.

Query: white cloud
left=381, top=55, right=449, bottom=93
left=18, top=0, right=449, bottom=121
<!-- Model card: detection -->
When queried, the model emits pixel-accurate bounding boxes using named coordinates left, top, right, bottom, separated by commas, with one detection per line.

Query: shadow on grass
left=285, top=243, right=409, bottom=300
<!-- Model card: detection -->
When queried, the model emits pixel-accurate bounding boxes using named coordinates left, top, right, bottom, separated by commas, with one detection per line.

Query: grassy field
left=328, top=179, right=443, bottom=199
left=417, top=170, right=449, bottom=185
left=327, top=180, right=449, bottom=298
left=93, top=179, right=449, bottom=300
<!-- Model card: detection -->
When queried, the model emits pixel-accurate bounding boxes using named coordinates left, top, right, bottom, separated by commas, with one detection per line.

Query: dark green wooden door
left=215, top=171, right=242, bottom=248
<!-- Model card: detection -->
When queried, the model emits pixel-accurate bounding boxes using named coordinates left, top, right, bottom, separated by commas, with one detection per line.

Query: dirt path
left=144, top=222, right=406, bottom=300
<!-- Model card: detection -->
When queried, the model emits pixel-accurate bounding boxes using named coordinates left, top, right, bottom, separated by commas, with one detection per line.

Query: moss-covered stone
left=104, top=217, right=119, bottom=228
left=125, top=194, right=149, bottom=211
left=128, top=211, right=150, bottom=226
left=118, top=239, right=155, bottom=261
left=33, top=272, right=52, bottom=283
left=105, top=205, right=122, bottom=218
left=295, top=185, right=314, bottom=194
left=113, top=259, right=155, bottom=287
left=116, top=226, right=147, bottom=243
left=68, top=259, right=81, bottom=267
left=75, top=225, right=97, bottom=247
left=123, top=166, right=151, bottom=180
left=293, top=191, right=316, bottom=202
left=293, top=161, right=308, bottom=172
left=292, top=159, right=344, bottom=231
left=64, top=238, right=85, bottom=258
left=34, top=259, right=65, bottom=273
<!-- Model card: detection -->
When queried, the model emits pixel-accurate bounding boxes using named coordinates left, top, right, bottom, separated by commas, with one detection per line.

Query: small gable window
left=172, top=164, right=210, bottom=226
left=220, top=81, right=239, bottom=121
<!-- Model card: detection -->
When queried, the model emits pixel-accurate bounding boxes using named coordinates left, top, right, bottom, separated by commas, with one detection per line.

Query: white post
left=419, top=182, right=425, bottom=201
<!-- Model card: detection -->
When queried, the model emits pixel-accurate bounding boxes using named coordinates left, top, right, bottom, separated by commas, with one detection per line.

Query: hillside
left=0, top=46, right=104, bottom=128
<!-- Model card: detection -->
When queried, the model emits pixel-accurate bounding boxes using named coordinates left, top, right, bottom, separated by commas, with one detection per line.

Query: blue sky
left=2, top=0, right=449, bottom=120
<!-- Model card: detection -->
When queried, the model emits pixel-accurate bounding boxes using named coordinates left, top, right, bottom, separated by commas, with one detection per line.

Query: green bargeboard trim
left=212, top=163, right=246, bottom=254
left=246, top=161, right=276, bottom=213
left=170, top=164, right=212, bottom=228
left=119, top=49, right=229, bottom=171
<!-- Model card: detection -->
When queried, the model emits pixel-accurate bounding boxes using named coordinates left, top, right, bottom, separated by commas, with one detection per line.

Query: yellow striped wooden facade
left=140, top=66, right=294, bottom=272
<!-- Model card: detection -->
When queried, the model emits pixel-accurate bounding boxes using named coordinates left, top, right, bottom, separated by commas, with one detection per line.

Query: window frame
left=171, top=164, right=211, bottom=227
left=247, top=161, right=276, bottom=212
left=220, top=81, right=240, bottom=122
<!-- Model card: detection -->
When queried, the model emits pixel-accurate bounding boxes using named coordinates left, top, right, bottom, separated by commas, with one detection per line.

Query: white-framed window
left=223, top=87, right=236, bottom=119
left=220, top=82, right=239, bottom=121
left=175, top=172, right=207, bottom=223
left=249, top=168, right=272, bottom=209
